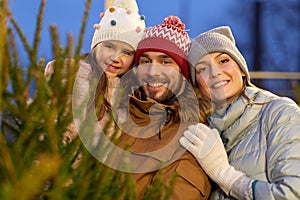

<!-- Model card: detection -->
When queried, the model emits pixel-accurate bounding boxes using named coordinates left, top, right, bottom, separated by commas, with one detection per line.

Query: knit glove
left=179, top=123, right=245, bottom=195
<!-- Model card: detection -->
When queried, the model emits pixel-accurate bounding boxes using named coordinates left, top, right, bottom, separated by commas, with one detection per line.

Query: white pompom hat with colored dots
left=91, top=0, right=146, bottom=50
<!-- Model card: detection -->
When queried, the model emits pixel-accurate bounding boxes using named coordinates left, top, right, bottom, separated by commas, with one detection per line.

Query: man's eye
left=161, top=60, right=171, bottom=65
left=139, top=59, right=150, bottom=64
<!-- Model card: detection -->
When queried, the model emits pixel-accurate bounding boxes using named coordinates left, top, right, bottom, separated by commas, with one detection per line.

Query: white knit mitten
left=180, top=123, right=245, bottom=195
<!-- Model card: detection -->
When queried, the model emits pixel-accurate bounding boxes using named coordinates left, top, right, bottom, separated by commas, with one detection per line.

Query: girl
left=45, top=0, right=146, bottom=148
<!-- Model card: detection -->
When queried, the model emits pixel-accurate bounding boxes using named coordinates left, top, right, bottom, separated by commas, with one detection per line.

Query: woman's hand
left=180, top=123, right=245, bottom=195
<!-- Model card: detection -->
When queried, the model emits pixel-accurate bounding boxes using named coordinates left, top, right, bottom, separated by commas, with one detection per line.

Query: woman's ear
left=240, top=69, right=246, bottom=77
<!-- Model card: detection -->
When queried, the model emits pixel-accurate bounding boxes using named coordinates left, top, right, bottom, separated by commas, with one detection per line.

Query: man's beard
left=147, top=88, right=176, bottom=104
left=139, top=77, right=184, bottom=104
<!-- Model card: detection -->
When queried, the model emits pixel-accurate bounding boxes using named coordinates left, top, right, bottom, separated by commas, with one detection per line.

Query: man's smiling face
left=136, top=51, right=183, bottom=103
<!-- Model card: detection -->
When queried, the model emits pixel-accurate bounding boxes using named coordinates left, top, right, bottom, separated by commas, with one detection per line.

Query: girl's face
left=194, top=52, right=245, bottom=107
left=94, top=40, right=135, bottom=78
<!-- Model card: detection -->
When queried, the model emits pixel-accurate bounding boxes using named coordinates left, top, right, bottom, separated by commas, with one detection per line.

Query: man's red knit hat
left=135, top=16, right=190, bottom=80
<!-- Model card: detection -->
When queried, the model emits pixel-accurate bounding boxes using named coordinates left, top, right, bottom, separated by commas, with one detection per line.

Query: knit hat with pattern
left=188, top=26, right=251, bottom=86
left=135, top=16, right=191, bottom=80
left=91, top=0, right=146, bottom=50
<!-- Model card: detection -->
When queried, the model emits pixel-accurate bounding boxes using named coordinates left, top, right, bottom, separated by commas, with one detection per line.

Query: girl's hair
left=94, top=73, right=110, bottom=120
left=87, top=50, right=135, bottom=121
left=83, top=51, right=109, bottom=121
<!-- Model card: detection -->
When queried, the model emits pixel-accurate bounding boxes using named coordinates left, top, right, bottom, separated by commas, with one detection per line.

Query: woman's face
left=194, top=52, right=245, bottom=107
left=94, top=40, right=135, bottom=77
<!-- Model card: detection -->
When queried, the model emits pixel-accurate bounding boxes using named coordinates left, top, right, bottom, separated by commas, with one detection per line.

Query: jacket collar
left=208, top=87, right=263, bottom=149
left=208, top=87, right=260, bottom=132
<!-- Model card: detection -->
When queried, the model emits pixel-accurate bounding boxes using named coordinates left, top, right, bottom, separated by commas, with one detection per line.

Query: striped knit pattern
left=143, top=23, right=190, bottom=56
left=135, top=16, right=191, bottom=79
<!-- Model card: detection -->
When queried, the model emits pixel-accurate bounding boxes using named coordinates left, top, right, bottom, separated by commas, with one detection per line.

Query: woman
left=180, top=26, right=300, bottom=199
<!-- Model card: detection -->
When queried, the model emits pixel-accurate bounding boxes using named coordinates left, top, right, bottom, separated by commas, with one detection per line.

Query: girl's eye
left=122, top=50, right=134, bottom=56
left=104, top=44, right=113, bottom=50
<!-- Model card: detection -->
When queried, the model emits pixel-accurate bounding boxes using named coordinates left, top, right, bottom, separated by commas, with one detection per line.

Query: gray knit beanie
left=188, top=26, right=251, bottom=86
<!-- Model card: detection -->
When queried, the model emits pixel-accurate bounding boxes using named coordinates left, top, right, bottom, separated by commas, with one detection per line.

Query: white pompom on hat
left=91, top=0, right=146, bottom=50
left=188, top=26, right=251, bottom=86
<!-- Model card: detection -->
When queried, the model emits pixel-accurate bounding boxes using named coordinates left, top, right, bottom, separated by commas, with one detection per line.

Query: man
left=108, top=16, right=211, bottom=200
